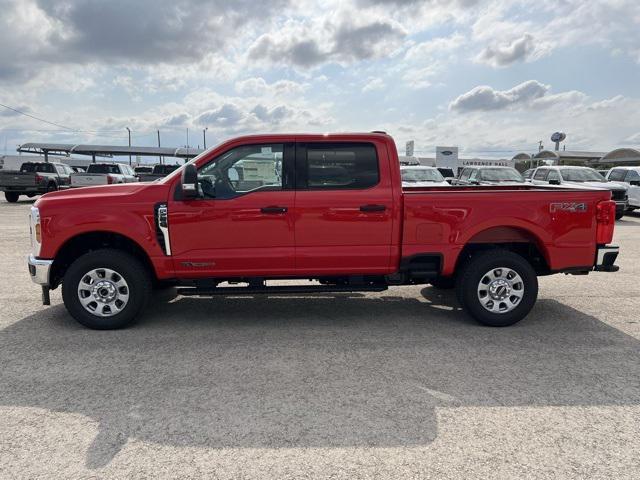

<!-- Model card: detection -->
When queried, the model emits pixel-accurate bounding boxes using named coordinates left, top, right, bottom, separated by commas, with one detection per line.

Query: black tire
left=455, top=249, right=538, bottom=327
left=430, top=277, right=456, bottom=290
left=615, top=211, right=624, bottom=220
left=46, top=182, right=58, bottom=193
left=4, top=192, right=19, bottom=203
left=62, top=249, right=151, bottom=329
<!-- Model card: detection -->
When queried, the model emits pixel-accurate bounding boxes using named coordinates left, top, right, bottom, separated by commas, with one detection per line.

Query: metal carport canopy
left=17, top=143, right=204, bottom=159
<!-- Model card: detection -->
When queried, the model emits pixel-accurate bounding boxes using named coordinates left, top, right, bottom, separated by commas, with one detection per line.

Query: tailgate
left=0, top=172, right=37, bottom=187
left=402, top=186, right=612, bottom=275
left=70, top=173, right=107, bottom=186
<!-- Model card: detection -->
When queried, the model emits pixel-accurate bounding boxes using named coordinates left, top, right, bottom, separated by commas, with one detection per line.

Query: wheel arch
left=50, top=231, right=157, bottom=288
left=454, top=225, right=551, bottom=276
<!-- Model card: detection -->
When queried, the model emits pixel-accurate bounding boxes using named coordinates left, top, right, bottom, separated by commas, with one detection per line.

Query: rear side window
left=626, top=170, right=640, bottom=181
left=304, top=143, right=379, bottom=189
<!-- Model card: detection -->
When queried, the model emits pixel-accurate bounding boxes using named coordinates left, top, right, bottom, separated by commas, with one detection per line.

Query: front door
left=168, top=143, right=295, bottom=278
left=294, top=141, right=395, bottom=274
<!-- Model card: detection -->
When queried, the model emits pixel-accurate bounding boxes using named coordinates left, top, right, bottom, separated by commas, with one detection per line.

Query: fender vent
left=154, top=202, right=171, bottom=255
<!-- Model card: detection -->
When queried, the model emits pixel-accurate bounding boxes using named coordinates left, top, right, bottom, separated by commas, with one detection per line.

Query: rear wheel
left=62, top=249, right=151, bottom=329
left=615, top=211, right=624, bottom=220
left=456, top=249, right=538, bottom=327
left=4, top=192, right=19, bottom=203
left=46, top=182, right=58, bottom=193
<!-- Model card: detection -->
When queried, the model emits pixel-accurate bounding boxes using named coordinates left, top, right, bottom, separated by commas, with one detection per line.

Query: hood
left=34, top=182, right=169, bottom=209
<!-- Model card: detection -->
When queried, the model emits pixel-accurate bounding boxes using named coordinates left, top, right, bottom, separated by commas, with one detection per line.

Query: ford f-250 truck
left=27, top=133, right=619, bottom=329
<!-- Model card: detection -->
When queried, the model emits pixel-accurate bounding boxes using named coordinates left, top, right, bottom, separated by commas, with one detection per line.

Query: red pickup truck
left=27, top=133, right=619, bottom=329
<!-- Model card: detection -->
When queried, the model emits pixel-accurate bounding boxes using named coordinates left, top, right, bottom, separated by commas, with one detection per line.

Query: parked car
left=606, top=166, right=640, bottom=212
left=70, top=163, right=138, bottom=187
left=530, top=166, right=628, bottom=219
left=401, top=166, right=450, bottom=187
left=28, top=132, right=619, bottom=330
left=453, top=166, right=525, bottom=186
left=0, top=161, right=72, bottom=203
left=137, top=164, right=180, bottom=182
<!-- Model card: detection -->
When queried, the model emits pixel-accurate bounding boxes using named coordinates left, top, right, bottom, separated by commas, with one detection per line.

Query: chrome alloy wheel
left=476, top=267, right=524, bottom=314
left=77, top=268, right=130, bottom=317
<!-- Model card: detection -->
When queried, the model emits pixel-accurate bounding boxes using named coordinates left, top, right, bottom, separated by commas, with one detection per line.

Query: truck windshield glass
left=478, top=168, right=524, bottom=182
left=21, top=163, right=54, bottom=173
left=87, top=164, right=121, bottom=174
left=560, top=168, right=606, bottom=182
left=401, top=168, right=444, bottom=182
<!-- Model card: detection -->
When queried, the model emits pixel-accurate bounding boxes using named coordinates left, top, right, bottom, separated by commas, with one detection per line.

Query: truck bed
left=402, top=184, right=612, bottom=275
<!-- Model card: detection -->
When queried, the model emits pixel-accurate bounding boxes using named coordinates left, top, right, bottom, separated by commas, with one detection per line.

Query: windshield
left=87, top=164, right=120, bottom=174
left=560, top=168, right=606, bottom=182
left=401, top=168, right=445, bottom=183
left=478, top=168, right=524, bottom=182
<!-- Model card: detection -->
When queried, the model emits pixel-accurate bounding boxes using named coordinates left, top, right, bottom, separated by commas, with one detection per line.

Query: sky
left=1, top=0, right=639, bottom=161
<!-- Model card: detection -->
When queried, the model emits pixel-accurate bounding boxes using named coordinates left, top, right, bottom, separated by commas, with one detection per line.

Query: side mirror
left=549, top=178, right=560, bottom=185
left=181, top=164, right=198, bottom=199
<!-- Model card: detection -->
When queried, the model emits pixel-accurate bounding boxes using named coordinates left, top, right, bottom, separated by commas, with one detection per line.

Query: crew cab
left=70, top=162, right=137, bottom=187
left=27, top=133, right=619, bottom=330
left=531, top=166, right=628, bottom=219
left=452, top=166, right=525, bottom=186
left=0, top=161, right=72, bottom=203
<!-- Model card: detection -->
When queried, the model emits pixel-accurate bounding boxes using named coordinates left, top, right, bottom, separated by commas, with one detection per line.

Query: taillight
left=107, top=175, right=114, bottom=184
left=35, top=174, right=43, bottom=183
left=596, top=200, right=615, bottom=244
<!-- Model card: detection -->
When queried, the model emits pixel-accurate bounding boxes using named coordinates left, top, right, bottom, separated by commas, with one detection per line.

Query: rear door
left=293, top=141, right=395, bottom=274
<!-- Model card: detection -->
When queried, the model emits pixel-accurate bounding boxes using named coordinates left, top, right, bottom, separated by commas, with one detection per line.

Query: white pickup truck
left=70, top=163, right=138, bottom=187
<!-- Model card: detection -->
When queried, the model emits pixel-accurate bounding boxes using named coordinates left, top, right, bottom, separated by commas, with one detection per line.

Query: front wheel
left=456, top=249, right=538, bottom=327
left=62, top=249, right=151, bottom=329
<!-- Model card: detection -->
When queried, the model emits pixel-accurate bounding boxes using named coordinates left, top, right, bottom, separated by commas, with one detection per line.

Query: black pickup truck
left=137, top=164, right=180, bottom=182
left=0, top=162, right=73, bottom=202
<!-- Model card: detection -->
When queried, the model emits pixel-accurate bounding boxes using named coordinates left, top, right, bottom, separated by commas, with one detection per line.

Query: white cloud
left=450, top=80, right=550, bottom=112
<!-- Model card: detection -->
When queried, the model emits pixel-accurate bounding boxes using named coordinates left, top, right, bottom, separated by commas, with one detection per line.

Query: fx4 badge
left=549, top=202, right=587, bottom=213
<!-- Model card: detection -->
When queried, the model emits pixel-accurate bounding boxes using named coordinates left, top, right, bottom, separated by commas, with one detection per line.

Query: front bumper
left=594, top=245, right=619, bottom=272
left=28, top=254, right=53, bottom=285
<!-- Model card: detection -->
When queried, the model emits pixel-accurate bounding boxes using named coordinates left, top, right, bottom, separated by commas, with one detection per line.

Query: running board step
left=177, top=284, right=388, bottom=296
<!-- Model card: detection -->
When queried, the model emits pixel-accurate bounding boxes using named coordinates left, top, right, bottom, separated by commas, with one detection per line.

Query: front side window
left=198, top=143, right=283, bottom=199
left=305, top=143, right=378, bottom=189
left=459, top=168, right=471, bottom=181
left=626, top=170, right=640, bottom=181
left=533, top=169, right=548, bottom=180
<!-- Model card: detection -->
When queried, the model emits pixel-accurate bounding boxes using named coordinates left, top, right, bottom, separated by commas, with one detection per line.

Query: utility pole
left=126, top=127, right=131, bottom=166
left=203, top=127, right=208, bottom=149
left=157, top=130, right=162, bottom=164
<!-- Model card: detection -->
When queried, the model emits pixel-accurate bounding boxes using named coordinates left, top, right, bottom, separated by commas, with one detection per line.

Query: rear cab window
left=87, top=164, right=121, bottom=174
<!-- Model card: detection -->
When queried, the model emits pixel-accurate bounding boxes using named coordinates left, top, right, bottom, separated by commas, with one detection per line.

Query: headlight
left=30, top=206, right=42, bottom=256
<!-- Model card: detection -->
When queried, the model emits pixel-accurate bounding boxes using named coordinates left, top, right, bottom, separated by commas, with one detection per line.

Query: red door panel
left=168, top=191, right=295, bottom=277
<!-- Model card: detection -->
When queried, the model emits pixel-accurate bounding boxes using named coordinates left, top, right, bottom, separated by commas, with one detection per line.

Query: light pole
left=126, top=127, right=131, bottom=166
left=157, top=130, right=162, bottom=164
left=203, top=127, right=208, bottom=150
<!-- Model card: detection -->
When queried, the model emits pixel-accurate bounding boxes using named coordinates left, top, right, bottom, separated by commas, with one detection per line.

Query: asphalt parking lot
left=1, top=196, right=639, bottom=479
